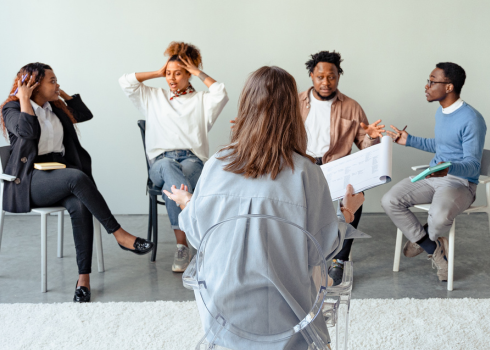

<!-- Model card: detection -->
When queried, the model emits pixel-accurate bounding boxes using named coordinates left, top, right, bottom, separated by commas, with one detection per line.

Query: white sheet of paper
left=320, top=136, right=393, bottom=201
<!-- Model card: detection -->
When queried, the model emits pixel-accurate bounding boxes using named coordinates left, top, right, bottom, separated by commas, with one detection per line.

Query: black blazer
left=2, top=95, right=94, bottom=213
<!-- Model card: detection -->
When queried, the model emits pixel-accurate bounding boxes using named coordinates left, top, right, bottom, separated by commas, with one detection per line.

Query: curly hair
left=0, top=62, right=76, bottom=140
left=436, top=62, right=466, bottom=95
left=164, top=41, right=202, bottom=69
left=305, top=51, right=344, bottom=76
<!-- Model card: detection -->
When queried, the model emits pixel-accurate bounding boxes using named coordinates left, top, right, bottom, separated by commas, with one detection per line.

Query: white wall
left=1, top=0, right=489, bottom=214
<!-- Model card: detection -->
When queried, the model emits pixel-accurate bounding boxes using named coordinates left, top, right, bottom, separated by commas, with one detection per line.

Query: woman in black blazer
left=0, top=62, right=153, bottom=302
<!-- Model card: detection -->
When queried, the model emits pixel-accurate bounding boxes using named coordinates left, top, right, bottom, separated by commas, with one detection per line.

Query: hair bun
left=164, top=41, right=203, bottom=69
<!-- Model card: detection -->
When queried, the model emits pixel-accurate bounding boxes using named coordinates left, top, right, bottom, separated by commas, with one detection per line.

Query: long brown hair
left=219, top=66, right=314, bottom=179
left=0, top=63, right=77, bottom=140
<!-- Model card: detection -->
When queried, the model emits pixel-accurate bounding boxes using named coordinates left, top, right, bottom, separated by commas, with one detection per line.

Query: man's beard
left=314, top=89, right=337, bottom=101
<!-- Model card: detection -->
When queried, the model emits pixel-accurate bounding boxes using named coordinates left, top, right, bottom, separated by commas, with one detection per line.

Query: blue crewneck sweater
left=406, top=102, right=486, bottom=184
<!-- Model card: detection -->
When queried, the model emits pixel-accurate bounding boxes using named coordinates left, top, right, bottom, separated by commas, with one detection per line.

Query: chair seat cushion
left=414, top=203, right=486, bottom=214
left=148, top=185, right=163, bottom=197
left=31, top=207, right=66, bottom=214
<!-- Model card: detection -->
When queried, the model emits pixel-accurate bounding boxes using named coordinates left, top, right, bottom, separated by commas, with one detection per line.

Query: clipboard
left=320, top=136, right=393, bottom=200
left=410, top=162, right=451, bottom=183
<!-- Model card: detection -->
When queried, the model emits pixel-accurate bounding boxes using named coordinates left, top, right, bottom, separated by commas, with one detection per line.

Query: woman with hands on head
left=0, top=63, right=153, bottom=303
left=164, top=66, right=364, bottom=349
left=119, top=42, right=229, bottom=273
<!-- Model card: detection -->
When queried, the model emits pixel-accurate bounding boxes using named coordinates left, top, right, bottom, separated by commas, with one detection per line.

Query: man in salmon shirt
left=300, top=50, right=385, bottom=285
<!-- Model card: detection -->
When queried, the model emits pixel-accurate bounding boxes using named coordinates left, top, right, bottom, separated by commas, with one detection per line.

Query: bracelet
left=340, top=207, right=355, bottom=222
left=198, top=71, right=209, bottom=82
left=367, top=134, right=374, bottom=140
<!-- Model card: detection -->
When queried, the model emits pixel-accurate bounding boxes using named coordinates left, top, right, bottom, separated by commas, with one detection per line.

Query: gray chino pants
left=381, top=175, right=477, bottom=242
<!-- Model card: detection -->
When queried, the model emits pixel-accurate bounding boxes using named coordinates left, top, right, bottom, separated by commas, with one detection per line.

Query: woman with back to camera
left=164, top=66, right=364, bottom=349
left=0, top=63, right=153, bottom=303
left=119, top=42, right=229, bottom=273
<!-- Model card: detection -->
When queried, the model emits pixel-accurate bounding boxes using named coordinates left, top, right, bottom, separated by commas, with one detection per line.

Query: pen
left=395, top=125, right=407, bottom=142
left=11, top=74, right=29, bottom=96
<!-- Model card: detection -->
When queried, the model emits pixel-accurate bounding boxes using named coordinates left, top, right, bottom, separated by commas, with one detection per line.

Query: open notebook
left=34, top=162, right=66, bottom=170
left=320, top=135, right=393, bottom=201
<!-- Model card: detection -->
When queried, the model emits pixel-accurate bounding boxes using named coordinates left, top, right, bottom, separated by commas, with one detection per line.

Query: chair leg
left=393, top=228, right=403, bottom=272
left=150, top=195, right=158, bottom=262
left=0, top=210, right=5, bottom=254
left=487, top=211, right=490, bottom=238
left=41, top=213, right=48, bottom=293
left=94, top=217, right=105, bottom=273
left=344, top=301, right=350, bottom=350
left=147, top=197, right=153, bottom=241
left=447, top=220, right=456, bottom=291
left=57, top=211, right=64, bottom=258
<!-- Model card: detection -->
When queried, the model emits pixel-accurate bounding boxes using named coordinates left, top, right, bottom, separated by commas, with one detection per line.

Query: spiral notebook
left=320, top=136, right=393, bottom=201
left=34, top=162, right=66, bottom=170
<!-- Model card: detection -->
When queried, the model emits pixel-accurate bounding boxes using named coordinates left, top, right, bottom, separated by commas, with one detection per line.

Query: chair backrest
left=137, top=120, right=150, bottom=173
left=0, top=146, right=10, bottom=174
left=480, top=149, right=490, bottom=177
left=184, top=214, right=330, bottom=349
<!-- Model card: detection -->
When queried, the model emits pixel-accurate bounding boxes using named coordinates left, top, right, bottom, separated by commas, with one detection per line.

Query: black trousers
left=30, top=159, right=120, bottom=274
left=315, top=156, right=362, bottom=261
left=334, top=205, right=362, bottom=261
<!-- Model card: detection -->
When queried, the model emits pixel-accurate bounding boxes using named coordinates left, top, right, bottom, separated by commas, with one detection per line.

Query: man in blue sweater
left=382, top=62, right=486, bottom=282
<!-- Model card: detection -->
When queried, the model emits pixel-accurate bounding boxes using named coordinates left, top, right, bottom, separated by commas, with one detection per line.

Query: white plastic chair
left=322, top=261, right=353, bottom=350
left=0, top=146, right=104, bottom=293
left=393, top=150, right=490, bottom=291
left=183, top=214, right=333, bottom=350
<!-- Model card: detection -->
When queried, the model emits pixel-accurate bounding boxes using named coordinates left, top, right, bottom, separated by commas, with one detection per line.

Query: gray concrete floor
left=0, top=212, right=489, bottom=303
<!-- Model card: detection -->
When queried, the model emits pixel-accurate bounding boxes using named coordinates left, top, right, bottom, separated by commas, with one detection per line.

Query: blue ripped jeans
left=149, top=150, right=204, bottom=230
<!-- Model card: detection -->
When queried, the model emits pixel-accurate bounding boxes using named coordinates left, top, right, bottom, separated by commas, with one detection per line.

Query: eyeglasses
left=427, top=80, right=450, bottom=88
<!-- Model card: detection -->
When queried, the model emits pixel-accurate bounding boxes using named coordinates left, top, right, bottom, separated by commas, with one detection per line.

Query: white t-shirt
left=305, top=90, right=334, bottom=157
left=119, top=73, right=229, bottom=162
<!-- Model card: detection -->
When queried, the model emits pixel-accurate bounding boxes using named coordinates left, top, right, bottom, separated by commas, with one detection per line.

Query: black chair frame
left=137, top=120, right=166, bottom=262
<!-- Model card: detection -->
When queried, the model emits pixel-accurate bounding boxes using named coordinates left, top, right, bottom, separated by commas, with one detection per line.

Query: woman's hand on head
left=157, top=58, right=170, bottom=78
left=177, top=56, right=200, bottom=76
left=59, top=90, right=72, bottom=101
left=163, top=184, right=192, bottom=207
left=342, top=184, right=364, bottom=215
left=15, top=75, right=38, bottom=100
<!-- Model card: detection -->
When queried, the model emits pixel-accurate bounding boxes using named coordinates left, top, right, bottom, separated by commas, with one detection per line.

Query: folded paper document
left=320, top=136, right=392, bottom=201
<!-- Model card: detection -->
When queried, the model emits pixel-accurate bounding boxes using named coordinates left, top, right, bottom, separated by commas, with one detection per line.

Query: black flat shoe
left=118, top=237, right=154, bottom=255
left=73, top=281, right=91, bottom=303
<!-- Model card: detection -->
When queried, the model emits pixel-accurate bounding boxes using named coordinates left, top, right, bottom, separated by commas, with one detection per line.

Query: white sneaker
left=172, top=244, right=190, bottom=272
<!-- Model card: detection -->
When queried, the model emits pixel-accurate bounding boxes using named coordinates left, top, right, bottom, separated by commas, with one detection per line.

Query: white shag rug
left=0, top=298, right=489, bottom=350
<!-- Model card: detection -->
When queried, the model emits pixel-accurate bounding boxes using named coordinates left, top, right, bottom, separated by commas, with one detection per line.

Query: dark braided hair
left=436, top=62, right=466, bottom=95
left=305, top=51, right=343, bottom=76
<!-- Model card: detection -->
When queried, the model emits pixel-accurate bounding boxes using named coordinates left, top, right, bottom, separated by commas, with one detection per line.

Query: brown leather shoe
left=428, top=237, right=449, bottom=282
left=403, top=224, right=429, bottom=257
left=403, top=240, right=425, bottom=257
